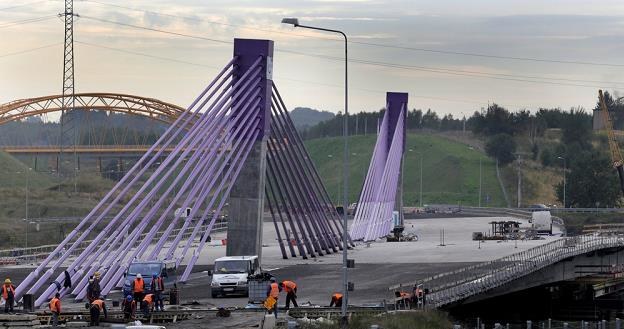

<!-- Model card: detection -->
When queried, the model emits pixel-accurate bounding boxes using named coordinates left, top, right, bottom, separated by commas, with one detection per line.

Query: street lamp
left=282, top=17, right=350, bottom=321
left=558, top=156, right=566, bottom=208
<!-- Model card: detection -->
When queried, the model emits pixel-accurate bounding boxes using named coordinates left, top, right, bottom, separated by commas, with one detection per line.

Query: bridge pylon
left=226, top=39, right=274, bottom=260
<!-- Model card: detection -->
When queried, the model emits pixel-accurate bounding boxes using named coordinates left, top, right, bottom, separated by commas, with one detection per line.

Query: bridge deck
left=396, top=234, right=624, bottom=308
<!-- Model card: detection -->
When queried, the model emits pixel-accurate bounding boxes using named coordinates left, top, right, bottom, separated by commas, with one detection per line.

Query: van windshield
left=128, top=263, right=162, bottom=277
left=214, top=260, right=249, bottom=274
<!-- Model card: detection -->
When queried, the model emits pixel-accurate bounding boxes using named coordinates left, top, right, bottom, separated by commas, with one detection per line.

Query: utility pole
left=517, top=154, right=522, bottom=208
left=58, top=0, right=78, bottom=191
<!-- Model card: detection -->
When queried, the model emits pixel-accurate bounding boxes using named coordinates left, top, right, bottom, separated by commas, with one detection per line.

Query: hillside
left=289, top=107, right=335, bottom=130
left=304, top=132, right=507, bottom=207
left=0, top=151, right=54, bottom=188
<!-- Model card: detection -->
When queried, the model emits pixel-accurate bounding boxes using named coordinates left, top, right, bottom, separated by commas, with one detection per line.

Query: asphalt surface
left=0, top=216, right=564, bottom=327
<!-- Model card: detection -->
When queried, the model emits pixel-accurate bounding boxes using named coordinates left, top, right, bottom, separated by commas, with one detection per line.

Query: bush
left=300, top=311, right=453, bottom=329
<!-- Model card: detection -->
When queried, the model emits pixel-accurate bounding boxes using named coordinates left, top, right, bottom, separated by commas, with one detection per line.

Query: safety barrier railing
left=0, top=217, right=228, bottom=264
left=418, top=234, right=624, bottom=308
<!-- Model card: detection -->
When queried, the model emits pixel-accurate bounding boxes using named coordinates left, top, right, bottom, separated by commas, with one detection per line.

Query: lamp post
left=282, top=17, right=350, bottom=321
left=558, top=156, right=566, bottom=208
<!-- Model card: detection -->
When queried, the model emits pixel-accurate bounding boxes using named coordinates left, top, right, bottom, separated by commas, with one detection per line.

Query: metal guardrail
left=397, top=234, right=624, bottom=308
left=0, top=218, right=228, bottom=264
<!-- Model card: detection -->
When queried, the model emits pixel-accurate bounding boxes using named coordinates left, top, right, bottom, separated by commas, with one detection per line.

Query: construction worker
left=150, top=274, right=165, bottom=311
left=89, top=297, right=107, bottom=326
left=329, top=293, right=343, bottom=308
left=49, top=293, right=61, bottom=327
left=131, top=273, right=145, bottom=303
left=87, top=274, right=101, bottom=303
left=412, top=284, right=424, bottom=308
left=280, top=280, right=298, bottom=309
left=2, top=278, right=15, bottom=313
left=121, top=295, right=136, bottom=321
left=394, top=291, right=411, bottom=309
left=265, top=277, right=281, bottom=318
left=141, top=293, right=155, bottom=317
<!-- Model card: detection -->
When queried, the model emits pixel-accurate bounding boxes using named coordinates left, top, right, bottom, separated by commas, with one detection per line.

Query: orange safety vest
left=133, top=278, right=144, bottom=293
left=49, top=297, right=61, bottom=313
left=332, top=293, right=343, bottom=300
left=153, top=277, right=164, bottom=291
left=91, top=299, right=104, bottom=311
left=282, top=281, right=297, bottom=293
left=143, top=294, right=154, bottom=305
left=1, top=285, right=14, bottom=300
left=269, top=283, right=280, bottom=298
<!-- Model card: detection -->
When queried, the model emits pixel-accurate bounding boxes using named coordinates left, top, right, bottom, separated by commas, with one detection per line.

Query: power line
left=75, top=40, right=221, bottom=69
left=0, top=42, right=62, bottom=59
left=0, top=1, right=48, bottom=12
left=85, top=0, right=624, bottom=68
left=72, top=40, right=543, bottom=109
left=79, top=15, right=624, bottom=90
left=0, top=15, right=57, bottom=29
left=81, top=16, right=230, bottom=45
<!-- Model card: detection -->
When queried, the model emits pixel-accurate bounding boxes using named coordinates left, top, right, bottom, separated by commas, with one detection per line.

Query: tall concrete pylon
left=226, top=39, right=274, bottom=260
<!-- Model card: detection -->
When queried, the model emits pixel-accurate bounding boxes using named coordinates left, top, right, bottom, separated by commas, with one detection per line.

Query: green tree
left=555, top=150, right=620, bottom=208
left=540, top=148, right=554, bottom=167
left=561, top=107, right=592, bottom=147
left=485, top=133, right=517, bottom=165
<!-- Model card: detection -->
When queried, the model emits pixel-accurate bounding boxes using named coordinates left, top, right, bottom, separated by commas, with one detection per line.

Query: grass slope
left=0, top=151, right=54, bottom=188
left=304, top=133, right=506, bottom=207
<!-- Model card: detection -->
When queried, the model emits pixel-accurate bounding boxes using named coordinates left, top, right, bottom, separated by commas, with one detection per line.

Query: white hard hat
left=137, top=273, right=142, bottom=279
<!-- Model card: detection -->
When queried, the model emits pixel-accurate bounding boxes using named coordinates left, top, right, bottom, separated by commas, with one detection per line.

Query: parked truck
left=210, top=256, right=261, bottom=297
left=531, top=211, right=553, bottom=235
left=122, top=260, right=177, bottom=297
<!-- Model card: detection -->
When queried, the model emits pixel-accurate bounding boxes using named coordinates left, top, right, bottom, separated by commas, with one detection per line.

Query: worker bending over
left=142, top=293, right=155, bottom=317
left=121, top=295, right=136, bottom=321
left=2, top=278, right=15, bottom=313
left=329, top=293, right=343, bottom=308
left=89, top=297, right=107, bottom=327
left=280, top=280, right=298, bottom=309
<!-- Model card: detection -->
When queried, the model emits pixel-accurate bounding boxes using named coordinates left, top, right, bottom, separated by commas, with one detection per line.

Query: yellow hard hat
left=4, top=278, right=11, bottom=284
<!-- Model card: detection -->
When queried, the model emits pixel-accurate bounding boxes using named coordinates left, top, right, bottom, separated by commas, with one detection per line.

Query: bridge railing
left=418, top=234, right=624, bottom=307
left=0, top=217, right=228, bottom=265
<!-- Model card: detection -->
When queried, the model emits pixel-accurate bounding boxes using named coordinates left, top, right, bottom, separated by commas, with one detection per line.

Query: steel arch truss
left=0, top=93, right=188, bottom=125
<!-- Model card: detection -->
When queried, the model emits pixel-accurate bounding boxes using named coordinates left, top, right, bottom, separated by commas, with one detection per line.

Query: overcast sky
left=2, top=0, right=624, bottom=119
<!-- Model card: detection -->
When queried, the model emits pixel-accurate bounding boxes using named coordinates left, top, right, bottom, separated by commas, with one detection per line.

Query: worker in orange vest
left=141, top=293, right=155, bottom=317
left=131, top=273, right=145, bottom=304
left=150, top=274, right=165, bottom=311
left=265, top=278, right=282, bottom=318
left=49, top=293, right=61, bottom=327
left=329, top=293, right=343, bottom=308
left=89, top=298, right=107, bottom=326
left=2, top=278, right=15, bottom=313
left=279, top=280, right=298, bottom=309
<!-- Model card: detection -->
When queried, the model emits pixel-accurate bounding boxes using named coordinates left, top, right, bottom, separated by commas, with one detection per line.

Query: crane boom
left=598, top=89, right=624, bottom=196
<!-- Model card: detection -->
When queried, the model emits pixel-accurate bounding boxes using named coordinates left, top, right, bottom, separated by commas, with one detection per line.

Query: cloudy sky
left=2, top=0, right=624, bottom=118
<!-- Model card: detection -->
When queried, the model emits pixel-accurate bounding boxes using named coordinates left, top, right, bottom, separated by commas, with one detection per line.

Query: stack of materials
left=0, top=314, right=40, bottom=328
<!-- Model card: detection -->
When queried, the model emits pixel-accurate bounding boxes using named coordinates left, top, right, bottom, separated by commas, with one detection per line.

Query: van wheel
left=211, top=291, right=218, bottom=298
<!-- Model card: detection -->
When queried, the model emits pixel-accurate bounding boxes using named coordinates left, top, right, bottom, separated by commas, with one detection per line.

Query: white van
left=210, top=256, right=261, bottom=297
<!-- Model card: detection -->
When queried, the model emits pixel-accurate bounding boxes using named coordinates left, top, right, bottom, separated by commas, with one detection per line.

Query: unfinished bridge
left=393, top=234, right=624, bottom=312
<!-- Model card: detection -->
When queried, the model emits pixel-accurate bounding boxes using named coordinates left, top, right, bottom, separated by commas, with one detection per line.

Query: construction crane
left=598, top=89, right=624, bottom=196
